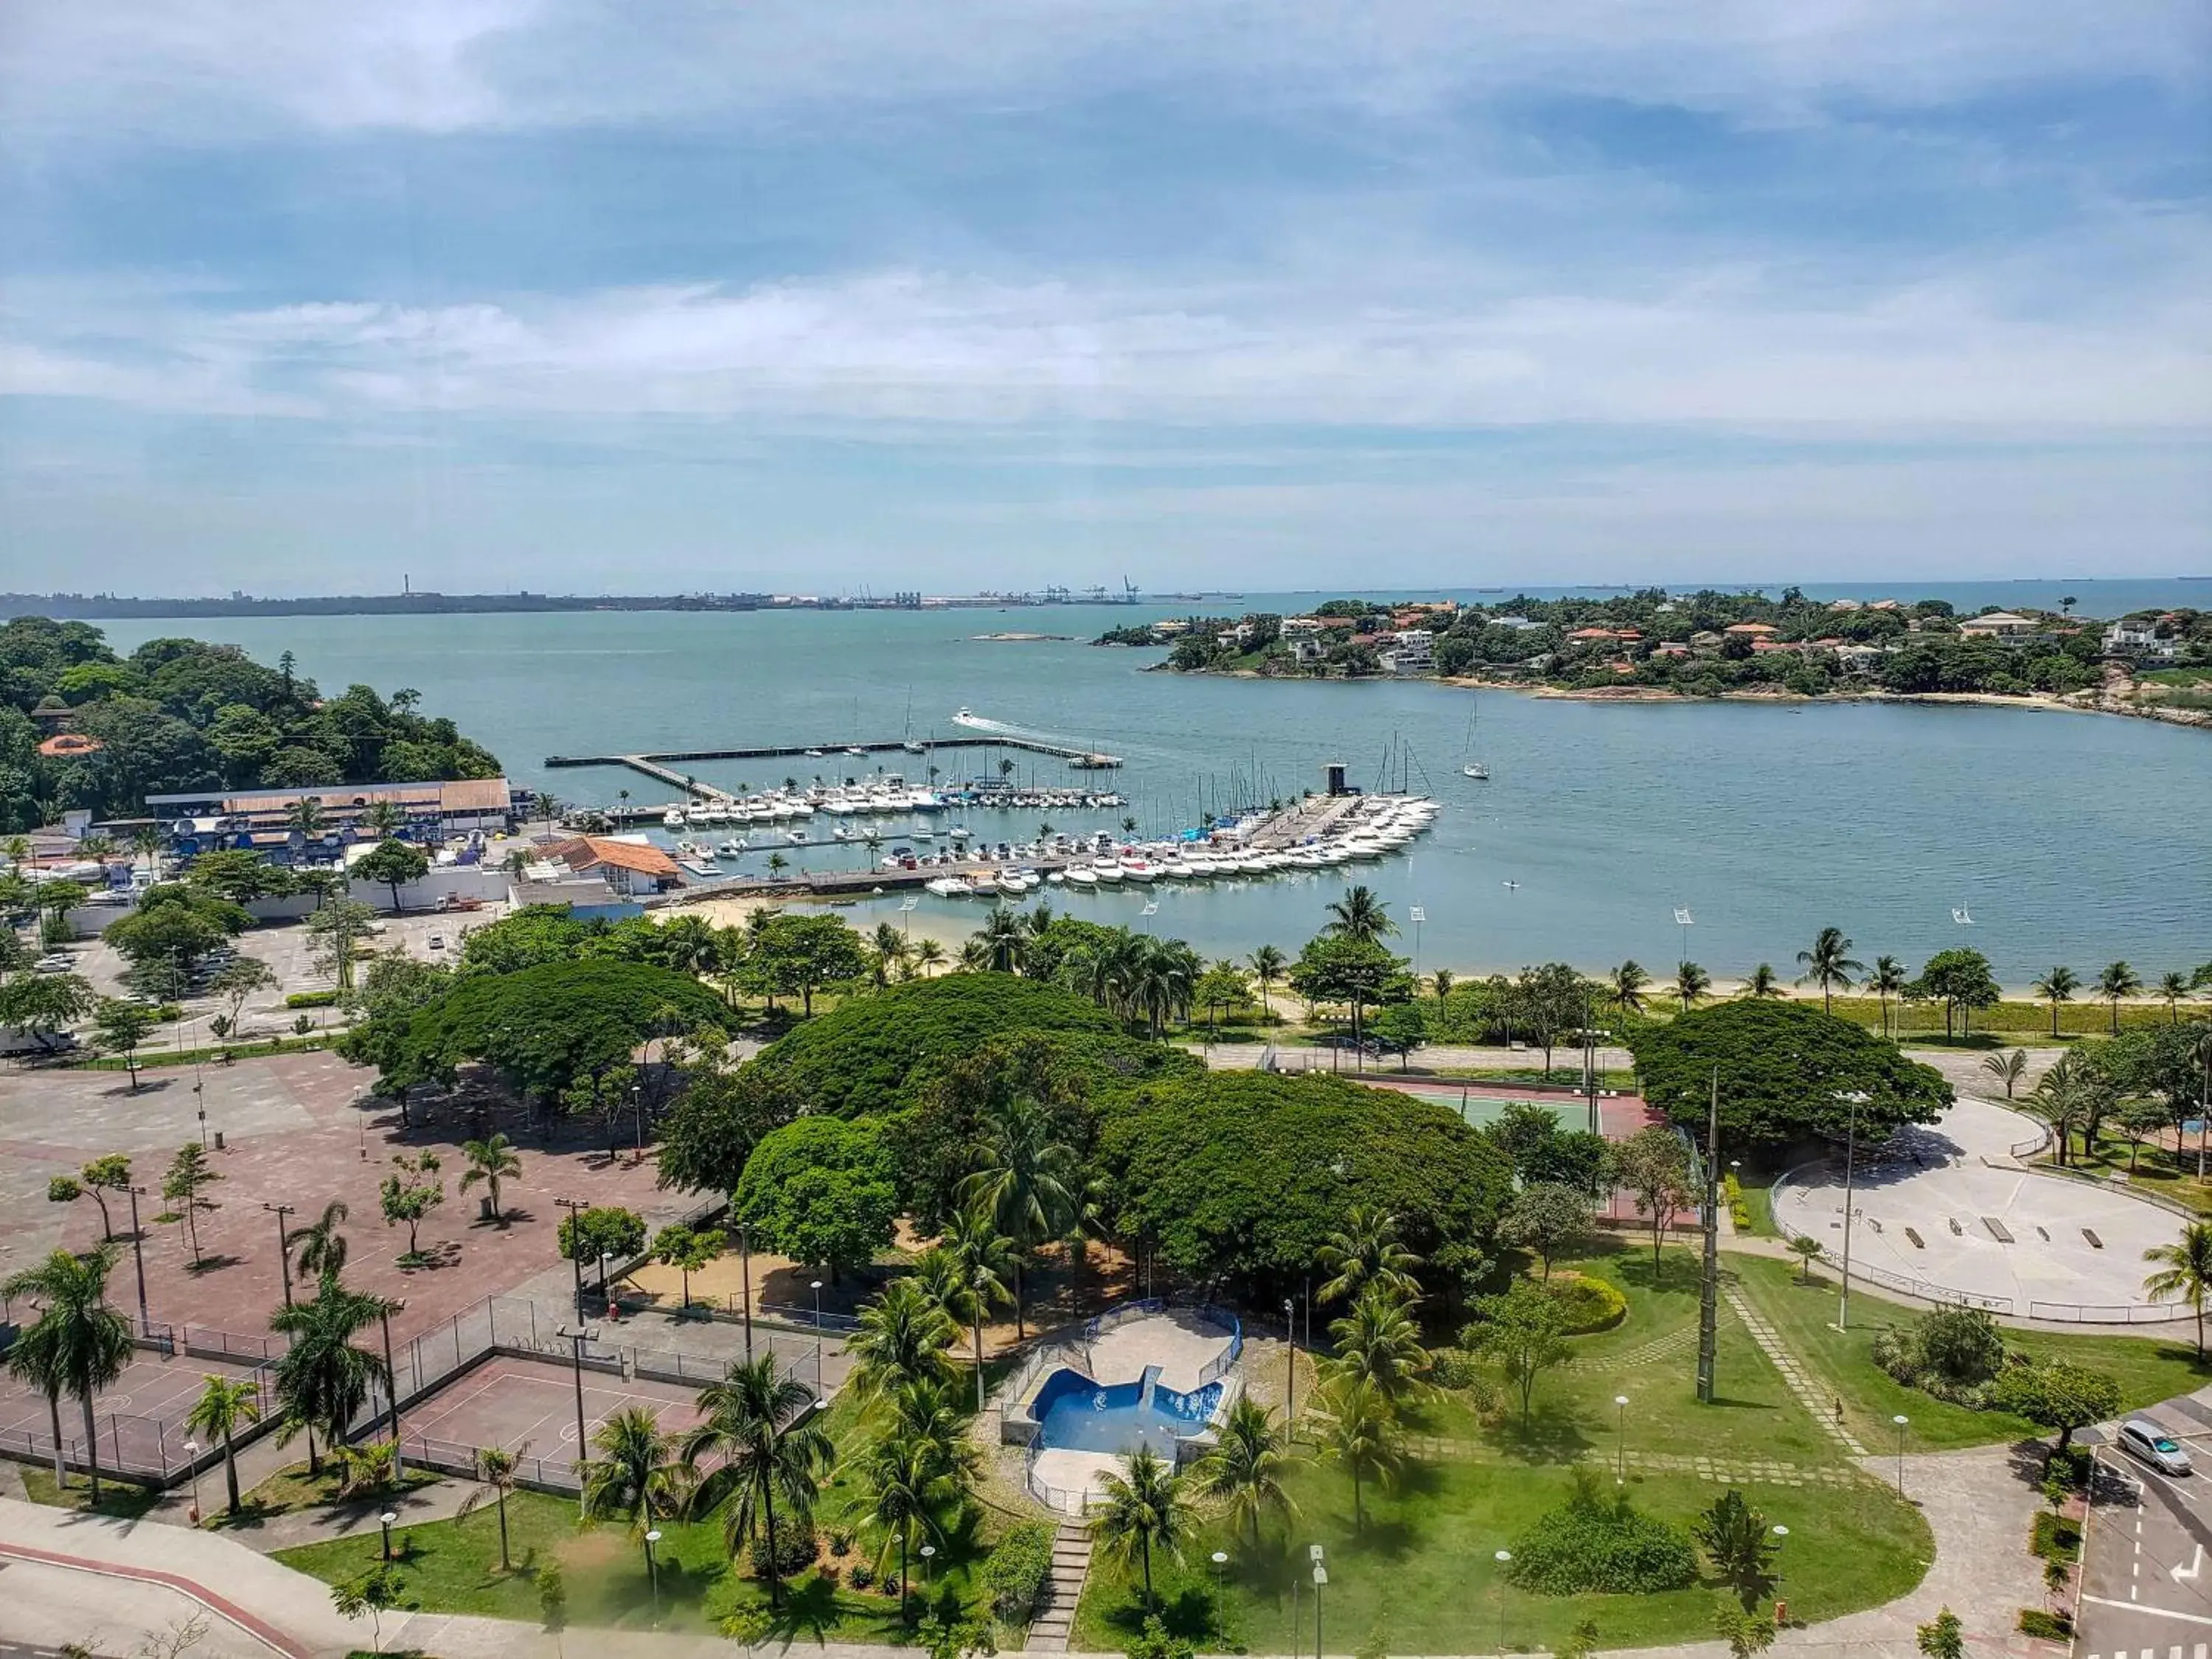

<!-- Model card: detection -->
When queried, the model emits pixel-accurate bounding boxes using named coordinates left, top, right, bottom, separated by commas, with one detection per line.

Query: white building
left=1380, top=630, right=1435, bottom=674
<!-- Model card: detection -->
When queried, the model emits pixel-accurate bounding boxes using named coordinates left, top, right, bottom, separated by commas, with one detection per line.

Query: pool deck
left=1085, top=1307, right=1231, bottom=1394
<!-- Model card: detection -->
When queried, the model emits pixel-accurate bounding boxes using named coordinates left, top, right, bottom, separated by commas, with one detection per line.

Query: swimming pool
left=1032, top=1367, right=1224, bottom=1456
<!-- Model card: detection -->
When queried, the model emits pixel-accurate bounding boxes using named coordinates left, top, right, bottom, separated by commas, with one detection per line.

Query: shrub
left=980, top=1521, right=1056, bottom=1621
left=1871, top=1306, right=2008, bottom=1405
left=748, top=1523, right=818, bottom=1581
left=1505, top=1469, right=1700, bottom=1595
left=1429, top=1347, right=1486, bottom=1391
left=286, top=990, right=338, bottom=1009
left=849, top=1560, right=874, bottom=1590
left=2017, top=1610, right=2071, bottom=1641
left=1545, top=1272, right=1628, bottom=1335
left=2031, top=1511, right=2081, bottom=1562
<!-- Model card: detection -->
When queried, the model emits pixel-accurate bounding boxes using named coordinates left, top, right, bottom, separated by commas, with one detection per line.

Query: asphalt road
left=2079, top=1394, right=2212, bottom=1659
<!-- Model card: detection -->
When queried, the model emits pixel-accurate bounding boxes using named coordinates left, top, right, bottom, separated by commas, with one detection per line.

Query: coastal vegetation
left=0, top=615, right=502, bottom=833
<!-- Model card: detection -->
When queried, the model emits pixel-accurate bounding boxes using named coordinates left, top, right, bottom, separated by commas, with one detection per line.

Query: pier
left=546, top=734, right=1121, bottom=800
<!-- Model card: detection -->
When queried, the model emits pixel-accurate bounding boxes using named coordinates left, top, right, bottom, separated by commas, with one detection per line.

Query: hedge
left=1547, top=1272, right=1627, bottom=1335
left=285, top=990, right=339, bottom=1009
left=980, top=1521, right=1057, bottom=1621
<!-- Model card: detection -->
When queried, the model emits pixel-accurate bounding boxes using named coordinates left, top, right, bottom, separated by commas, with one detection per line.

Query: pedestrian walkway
left=1724, top=1285, right=1870, bottom=1457
left=1029, top=1519, right=1093, bottom=1652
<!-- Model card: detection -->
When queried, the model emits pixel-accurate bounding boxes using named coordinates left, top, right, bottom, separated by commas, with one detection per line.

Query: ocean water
left=88, top=580, right=2212, bottom=983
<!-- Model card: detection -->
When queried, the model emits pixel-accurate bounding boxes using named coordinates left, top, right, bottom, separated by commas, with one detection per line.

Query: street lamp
left=921, top=1542, right=937, bottom=1589
left=811, top=1279, right=825, bottom=1391
left=600, top=1250, right=616, bottom=1311
left=554, top=1196, right=588, bottom=1318
left=1210, top=1551, right=1229, bottom=1645
left=378, top=1298, right=406, bottom=1481
left=1493, top=1549, right=1512, bottom=1655
left=1284, top=1298, right=1298, bottom=1433
left=183, top=1439, right=202, bottom=1523
left=379, top=1509, right=397, bottom=1563
left=556, top=1324, right=599, bottom=1515
left=123, top=1184, right=151, bottom=1333
left=262, top=1203, right=296, bottom=1308
left=1892, top=1413, right=1910, bottom=1494
left=644, top=1527, right=663, bottom=1621
left=1614, top=1394, right=1630, bottom=1484
left=1311, top=1562, right=1326, bottom=1658
left=1770, top=1523, right=1790, bottom=1623
left=1836, top=1090, right=1869, bottom=1331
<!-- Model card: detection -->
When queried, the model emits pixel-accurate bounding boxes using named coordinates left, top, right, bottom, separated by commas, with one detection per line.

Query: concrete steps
left=1029, top=1520, right=1093, bottom=1652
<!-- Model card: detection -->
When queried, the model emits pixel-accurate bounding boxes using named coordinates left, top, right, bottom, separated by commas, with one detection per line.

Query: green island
left=1101, top=591, right=2212, bottom=726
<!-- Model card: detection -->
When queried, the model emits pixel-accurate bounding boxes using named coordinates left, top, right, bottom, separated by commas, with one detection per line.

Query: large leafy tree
left=1500, top=1183, right=1596, bottom=1280
left=354, top=838, right=431, bottom=912
left=2, top=1245, right=134, bottom=1499
left=1627, top=1001, right=1950, bottom=1150
left=1908, top=948, right=2001, bottom=1039
left=745, top=912, right=869, bottom=1017
left=681, top=1354, right=836, bottom=1607
left=653, top=1064, right=798, bottom=1197
left=1610, top=1126, right=1694, bottom=1267
left=1287, top=933, right=1411, bottom=1052
left=1988, top=1361, right=2122, bottom=1451
left=734, top=1117, right=897, bottom=1285
left=1464, top=1278, right=1571, bottom=1425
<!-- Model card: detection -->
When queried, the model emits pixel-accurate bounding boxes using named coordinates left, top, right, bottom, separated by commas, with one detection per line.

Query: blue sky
left=1, top=1, right=2208, bottom=595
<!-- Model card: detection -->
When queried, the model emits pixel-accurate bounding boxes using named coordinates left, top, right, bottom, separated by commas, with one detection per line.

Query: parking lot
left=2078, top=1391, right=2212, bottom=1659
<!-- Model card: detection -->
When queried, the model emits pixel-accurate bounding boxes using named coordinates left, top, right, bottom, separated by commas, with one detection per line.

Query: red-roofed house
left=547, top=835, right=683, bottom=896
left=1724, top=622, right=1779, bottom=637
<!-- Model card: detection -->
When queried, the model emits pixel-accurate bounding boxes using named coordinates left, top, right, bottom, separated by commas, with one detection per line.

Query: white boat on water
left=952, top=707, right=984, bottom=728
left=924, top=876, right=973, bottom=897
left=1120, top=859, right=1156, bottom=883
left=717, top=838, right=747, bottom=857
left=1093, top=862, right=1124, bottom=883
left=663, top=807, right=687, bottom=828
left=1066, top=866, right=1099, bottom=888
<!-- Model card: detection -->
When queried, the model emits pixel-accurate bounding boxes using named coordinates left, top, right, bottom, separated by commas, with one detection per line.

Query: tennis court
left=1369, top=1078, right=1658, bottom=1140
left=403, top=1356, right=706, bottom=1458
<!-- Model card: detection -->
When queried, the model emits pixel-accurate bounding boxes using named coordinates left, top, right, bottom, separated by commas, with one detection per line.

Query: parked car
left=2120, top=1419, right=2192, bottom=1476
left=428, top=934, right=446, bottom=951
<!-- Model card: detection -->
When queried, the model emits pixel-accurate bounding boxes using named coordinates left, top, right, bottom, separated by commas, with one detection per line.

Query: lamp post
left=123, top=1184, right=151, bottom=1333
left=554, top=1195, right=587, bottom=1319
left=379, top=1509, right=397, bottom=1563
left=599, top=1251, right=616, bottom=1312
left=263, top=1203, right=296, bottom=1307
left=1493, top=1549, right=1512, bottom=1655
left=183, top=1438, right=202, bottom=1523
left=739, top=1222, right=754, bottom=1362
left=1837, top=1090, right=1868, bottom=1331
left=922, top=1542, right=937, bottom=1591
left=645, top=1527, right=663, bottom=1621
left=556, top=1324, right=598, bottom=1515
left=1284, top=1298, right=1297, bottom=1435
left=812, top=1279, right=825, bottom=1392
left=1312, top=1562, right=1326, bottom=1658
left=1614, top=1394, right=1630, bottom=1484
left=378, top=1298, right=406, bottom=1481
left=1771, top=1523, right=1790, bottom=1625
left=1210, top=1551, right=1228, bottom=1646
left=1892, top=1413, right=1910, bottom=1494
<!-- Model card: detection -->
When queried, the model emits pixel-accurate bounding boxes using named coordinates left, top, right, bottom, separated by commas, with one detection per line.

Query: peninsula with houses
left=1098, top=590, right=2212, bottom=728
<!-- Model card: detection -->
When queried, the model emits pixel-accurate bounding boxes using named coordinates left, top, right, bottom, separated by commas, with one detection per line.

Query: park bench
left=1903, top=1227, right=1925, bottom=1250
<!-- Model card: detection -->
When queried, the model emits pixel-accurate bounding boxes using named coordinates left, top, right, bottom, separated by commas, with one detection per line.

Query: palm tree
left=1674, top=961, right=1711, bottom=1012
left=2031, top=966, right=2080, bottom=1039
left=2143, top=1221, right=2212, bottom=1360
left=2098, top=961, right=2143, bottom=1034
left=1794, top=927, right=1864, bottom=1013
left=1865, top=955, right=1906, bottom=1037
left=2029, top=1051, right=2100, bottom=1168
left=1982, top=1048, right=2029, bottom=1101
left=580, top=1407, right=692, bottom=1576
left=973, top=908, right=1026, bottom=973
left=1313, top=1374, right=1403, bottom=1531
left=457, top=1444, right=524, bottom=1570
left=1739, top=963, right=1784, bottom=998
left=458, top=1133, right=522, bottom=1223
left=849, top=1279, right=958, bottom=1402
left=1317, top=1207, right=1423, bottom=1307
left=1248, top=945, right=1287, bottom=1017
left=1432, top=967, right=1455, bottom=1004
left=2159, top=972, right=2194, bottom=1023
left=935, top=1206, right=1015, bottom=1411
left=681, top=1354, right=835, bottom=1608
left=286, top=796, right=327, bottom=840
left=268, top=1279, right=391, bottom=1476
left=1091, top=1446, right=1197, bottom=1610
left=862, top=1432, right=956, bottom=1618
left=871, top=923, right=911, bottom=987
left=2, top=1246, right=133, bottom=1500
left=184, top=1374, right=262, bottom=1514
left=1324, top=886, right=1397, bottom=945
left=961, top=1096, right=1079, bottom=1338
left=287, top=1200, right=350, bottom=1283
left=914, top=938, right=945, bottom=978
left=1608, top=960, right=1649, bottom=1016
left=1324, top=1286, right=1430, bottom=1408
left=1190, top=1396, right=1298, bottom=1548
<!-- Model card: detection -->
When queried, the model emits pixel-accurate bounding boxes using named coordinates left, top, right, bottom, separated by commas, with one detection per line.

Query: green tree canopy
left=732, top=1116, right=898, bottom=1284
left=353, top=838, right=431, bottom=910
left=1097, top=1071, right=1512, bottom=1297
left=1908, top=947, right=2003, bottom=1039
left=1627, top=1000, right=1951, bottom=1150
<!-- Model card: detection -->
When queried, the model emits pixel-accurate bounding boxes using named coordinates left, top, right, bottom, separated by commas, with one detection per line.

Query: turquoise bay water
left=89, top=597, right=2212, bottom=983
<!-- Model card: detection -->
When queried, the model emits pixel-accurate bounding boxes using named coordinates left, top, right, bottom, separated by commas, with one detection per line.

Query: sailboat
left=1461, top=698, right=1490, bottom=781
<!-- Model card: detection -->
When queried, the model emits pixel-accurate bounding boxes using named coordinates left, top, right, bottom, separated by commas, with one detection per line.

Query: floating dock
left=546, top=734, right=1121, bottom=800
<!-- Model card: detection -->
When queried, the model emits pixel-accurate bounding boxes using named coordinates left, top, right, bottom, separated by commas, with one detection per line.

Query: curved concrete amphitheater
left=1771, top=1097, right=2187, bottom=1324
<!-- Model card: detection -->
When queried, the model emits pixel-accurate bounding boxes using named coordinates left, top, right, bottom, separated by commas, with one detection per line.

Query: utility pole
left=124, top=1185, right=151, bottom=1333
left=554, top=1195, right=588, bottom=1320
left=264, top=1203, right=296, bottom=1307
left=1696, top=1067, right=1720, bottom=1405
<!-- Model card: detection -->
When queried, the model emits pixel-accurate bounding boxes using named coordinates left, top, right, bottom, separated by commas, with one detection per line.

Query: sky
left=1, top=1, right=2208, bottom=596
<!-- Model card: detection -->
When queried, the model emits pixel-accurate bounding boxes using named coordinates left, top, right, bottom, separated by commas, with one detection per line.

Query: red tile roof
left=552, top=835, right=681, bottom=879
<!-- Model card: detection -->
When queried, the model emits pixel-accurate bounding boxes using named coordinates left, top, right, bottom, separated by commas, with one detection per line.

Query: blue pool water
left=1034, top=1368, right=1224, bottom=1456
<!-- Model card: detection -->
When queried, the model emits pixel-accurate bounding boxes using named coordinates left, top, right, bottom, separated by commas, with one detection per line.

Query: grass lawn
left=21, top=1465, right=164, bottom=1519
left=212, top=1460, right=442, bottom=1530
left=1077, top=1244, right=1926, bottom=1653
left=1731, top=1254, right=2211, bottom=1450
left=276, top=1391, right=1001, bottom=1643
left=2037, top=1133, right=2212, bottom=1217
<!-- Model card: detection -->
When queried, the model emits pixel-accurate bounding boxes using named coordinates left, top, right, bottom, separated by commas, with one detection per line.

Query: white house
left=1957, top=610, right=2038, bottom=641
left=1381, top=630, right=1435, bottom=673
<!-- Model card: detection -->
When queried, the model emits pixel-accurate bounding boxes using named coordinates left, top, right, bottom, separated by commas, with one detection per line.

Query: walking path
left=1029, top=1519, right=1093, bottom=1652
left=1724, top=1284, right=1869, bottom=1457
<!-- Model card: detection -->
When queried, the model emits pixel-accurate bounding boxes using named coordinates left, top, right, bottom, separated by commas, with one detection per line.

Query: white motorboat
left=662, top=807, right=687, bottom=828
left=1093, top=862, right=1124, bottom=883
left=1119, top=859, right=1156, bottom=883
left=716, top=838, right=747, bottom=857
left=1066, top=866, right=1099, bottom=888
left=924, top=876, right=973, bottom=897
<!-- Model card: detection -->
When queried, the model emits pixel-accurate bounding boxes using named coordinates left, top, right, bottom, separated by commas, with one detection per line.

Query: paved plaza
left=1775, top=1096, right=2182, bottom=1320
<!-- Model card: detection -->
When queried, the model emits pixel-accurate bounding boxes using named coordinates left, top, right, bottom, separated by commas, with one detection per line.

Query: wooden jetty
left=546, top=734, right=1121, bottom=799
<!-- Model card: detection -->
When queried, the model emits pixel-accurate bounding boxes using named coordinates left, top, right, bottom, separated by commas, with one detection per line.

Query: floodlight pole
left=124, top=1185, right=151, bottom=1333
left=380, top=1299, right=406, bottom=1481
left=1696, top=1068, right=1720, bottom=1405
left=554, top=1195, right=587, bottom=1320
left=264, top=1203, right=296, bottom=1307
left=1837, top=1091, right=1868, bottom=1332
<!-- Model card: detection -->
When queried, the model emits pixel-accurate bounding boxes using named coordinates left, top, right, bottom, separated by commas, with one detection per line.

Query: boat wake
left=951, top=708, right=1043, bottom=737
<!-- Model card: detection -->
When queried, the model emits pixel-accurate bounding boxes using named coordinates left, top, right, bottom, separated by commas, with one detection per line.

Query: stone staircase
left=1029, top=1520, right=1093, bottom=1652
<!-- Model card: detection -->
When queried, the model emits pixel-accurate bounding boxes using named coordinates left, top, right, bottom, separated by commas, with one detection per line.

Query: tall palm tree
left=1324, top=886, right=1397, bottom=945
left=1091, top=1446, right=1197, bottom=1610
left=862, top=1432, right=956, bottom=1617
left=681, top=1354, right=835, bottom=1608
left=286, top=796, right=327, bottom=840
left=2158, top=972, right=2194, bottom=1024
left=973, top=908, right=1027, bottom=973
left=962, top=1096, right=1079, bottom=1338
left=2, top=1246, right=133, bottom=1500
left=1608, top=960, right=1649, bottom=1016
left=914, top=937, right=945, bottom=978
left=1432, top=967, right=1455, bottom=1004
left=2031, top=966, right=2080, bottom=1039
left=458, top=1134, right=522, bottom=1223
left=1316, top=1207, right=1423, bottom=1308
left=1190, top=1396, right=1298, bottom=1548
left=580, top=1407, right=692, bottom=1575
left=1739, top=963, right=1784, bottom=999
left=849, top=1279, right=959, bottom=1402
left=1324, top=1286, right=1430, bottom=1408
left=1674, top=960, right=1711, bottom=1012
left=1248, top=945, right=1287, bottom=1017
left=1794, top=927, right=1864, bottom=1013
left=2029, top=1051, right=2101, bottom=1168
left=184, top=1374, right=262, bottom=1514
left=2144, top=1221, right=2212, bottom=1360
left=1867, top=955, right=1907, bottom=1037
left=870, top=923, right=911, bottom=987
left=2098, top=961, right=2143, bottom=1034
left=932, top=1208, right=1015, bottom=1410
left=268, top=1279, right=391, bottom=1476
left=287, top=1200, right=351, bottom=1283
left=457, top=1444, right=524, bottom=1570
left=1314, top=1374, right=1403, bottom=1531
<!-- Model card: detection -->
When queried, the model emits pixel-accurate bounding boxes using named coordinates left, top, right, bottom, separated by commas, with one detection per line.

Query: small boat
left=1066, top=866, right=1099, bottom=888
left=1503, top=880, right=1520, bottom=890
left=924, top=876, right=973, bottom=897
left=804, top=748, right=825, bottom=757
left=1093, top=863, right=1124, bottom=883
left=662, top=807, right=687, bottom=828
left=1119, top=859, right=1155, bottom=883
left=785, top=830, right=806, bottom=845
left=844, top=745, right=866, bottom=757
left=716, top=838, right=747, bottom=857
